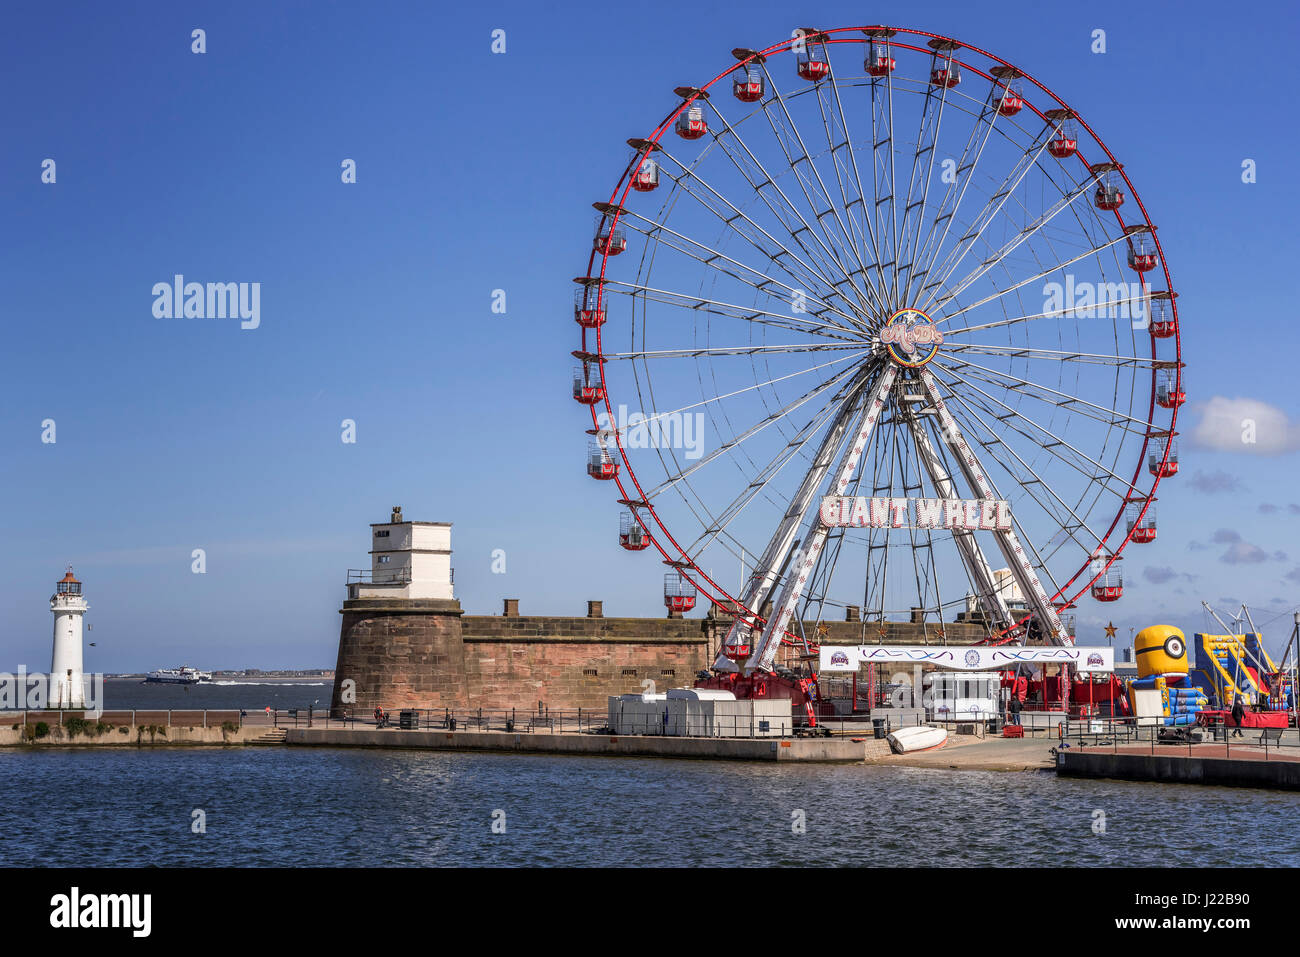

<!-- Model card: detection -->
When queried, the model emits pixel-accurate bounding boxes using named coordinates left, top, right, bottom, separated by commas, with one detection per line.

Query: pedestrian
left=1007, top=694, right=1023, bottom=727
left=1230, top=695, right=1244, bottom=737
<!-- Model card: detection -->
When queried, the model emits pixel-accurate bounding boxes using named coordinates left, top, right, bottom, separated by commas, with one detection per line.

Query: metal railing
left=279, top=706, right=612, bottom=735
left=2, top=709, right=243, bottom=729
left=263, top=702, right=1298, bottom=753
left=346, top=569, right=413, bottom=586
left=1051, top=713, right=1300, bottom=761
left=287, top=705, right=927, bottom=740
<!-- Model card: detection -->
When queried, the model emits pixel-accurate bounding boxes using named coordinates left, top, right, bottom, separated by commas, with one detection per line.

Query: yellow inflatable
left=1135, top=624, right=1188, bottom=679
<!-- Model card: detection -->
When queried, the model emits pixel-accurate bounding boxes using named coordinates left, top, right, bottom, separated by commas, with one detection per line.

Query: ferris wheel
left=571, top=26, right=1183, bottom=676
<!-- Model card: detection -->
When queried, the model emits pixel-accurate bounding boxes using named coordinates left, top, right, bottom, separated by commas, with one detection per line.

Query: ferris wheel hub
left=879, top=307, right=944, bottom=368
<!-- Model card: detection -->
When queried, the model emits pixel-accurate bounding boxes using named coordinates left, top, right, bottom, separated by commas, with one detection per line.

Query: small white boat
left=887, top=725, right=948, bottom=754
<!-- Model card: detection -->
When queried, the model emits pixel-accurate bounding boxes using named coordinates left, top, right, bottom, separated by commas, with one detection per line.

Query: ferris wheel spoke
left=610, top=206, right=865, bottom=330
left=866, top=423, right=898, bottom=622
left=603, top=341, right=868, bottom=361
left=744, top=366, right=899, bottom=672
left=808, top=83, right=890, bottom=318
left=942, top=358, right=1152, bottom=436
left=935, top=364, right=1137, bottom=500
left=903, top=87, right=1001, bottom=307
left=601, top=278, right=861, bottom=340
left=687, top=381, right=862, bottom=570
left=934, top=387, right=1100, bottom=587
left=717, top=366, right=894, bottom=666
left=916, top=130, right=1054, bottom=313
left=935, top=231, right=1134, bottom=326
left=882, top=69, right=903, bottom=307
left=637, top=349, right=869, bottom=429
left=603, top=217, right=868, bottom=335
left=804, top=81, right=869, bottom=262
left=901, top=398, right=1014, bottom=629
left=943, top=343, right=1160, bottom=374
left=807, top=414, right=888, bottom=627
left=894, top=76, right=957, bottom=302
left=745, top=68, right=877, bottom=314
left=901, top=435, right=935, bottom=630
left=817, top=45, right=890, bottom=310
left=654, top=145, right=865, bottom=316
left=930, top=376, right=1110, bottom=553
left=639, top=359, right=870, bottom=502
left=908, top=89, right=1106, bottom=315
left=861, top=76, right=893, bottom=316
left=928, top=174, right=1101, bottom=311
left=708, top=100, right=874, bottom=316
left=939, top=365, right=1136, bottom=500
left=942, top=292, right=1151, bottom=340
left=915, top=368, right=1069, bottom=644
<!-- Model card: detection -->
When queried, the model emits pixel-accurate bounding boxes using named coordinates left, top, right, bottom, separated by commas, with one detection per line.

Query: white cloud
left=1220, top=542, right=1269, bottom=564
left=1191, top=396, right=1300, bottom=455
left=1189, top=469, right=1245, bottom=493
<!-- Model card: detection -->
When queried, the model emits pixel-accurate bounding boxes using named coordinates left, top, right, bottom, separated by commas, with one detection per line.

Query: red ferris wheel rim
left=575, top=25, right=1181, bottom=646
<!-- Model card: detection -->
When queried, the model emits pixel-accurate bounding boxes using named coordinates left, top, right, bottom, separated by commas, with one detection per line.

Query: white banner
left=819, top=644, right=1114, bottom=674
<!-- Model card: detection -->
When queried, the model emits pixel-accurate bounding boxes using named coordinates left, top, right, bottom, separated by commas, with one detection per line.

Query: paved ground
left=871, top=733, right=1058, bottom=771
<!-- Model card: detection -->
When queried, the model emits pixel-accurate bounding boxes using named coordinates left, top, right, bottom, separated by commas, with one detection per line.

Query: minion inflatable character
left=1134, top=624, right=1188, bottom=679
left=1130, top=625, right=1205, bottom=726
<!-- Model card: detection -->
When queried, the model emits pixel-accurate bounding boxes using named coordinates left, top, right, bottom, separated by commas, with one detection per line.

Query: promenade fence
left=1, top=709, right=242, bottom=728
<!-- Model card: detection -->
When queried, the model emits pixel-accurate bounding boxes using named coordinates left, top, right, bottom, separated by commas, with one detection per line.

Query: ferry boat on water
left=144, top=666, right=212, bottom=685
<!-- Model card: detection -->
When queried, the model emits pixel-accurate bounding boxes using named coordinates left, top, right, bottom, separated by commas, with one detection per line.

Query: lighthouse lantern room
left=50, top=567, right=87, bottom=709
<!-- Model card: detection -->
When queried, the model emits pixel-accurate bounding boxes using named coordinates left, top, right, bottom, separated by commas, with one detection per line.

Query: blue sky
left=2, top=0, right=1299, bottom=671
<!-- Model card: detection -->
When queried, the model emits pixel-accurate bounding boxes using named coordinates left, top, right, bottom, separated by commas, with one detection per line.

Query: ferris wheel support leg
left=744, top=366, right=900, bottom=674
left=916, top=368, right=1071, bottom=647
left=903, top=406, right=1014, bottom=632
left=713, top=365, right=893, bottom=671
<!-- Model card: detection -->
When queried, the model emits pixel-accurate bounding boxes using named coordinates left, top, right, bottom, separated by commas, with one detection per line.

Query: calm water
left=1, top=747, right=1296, bottom=867
left=3, top=677, right=334, bottom=713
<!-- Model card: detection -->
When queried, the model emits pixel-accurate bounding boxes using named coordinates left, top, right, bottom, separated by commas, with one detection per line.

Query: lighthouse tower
left=50, top=567, right=87, bottom=709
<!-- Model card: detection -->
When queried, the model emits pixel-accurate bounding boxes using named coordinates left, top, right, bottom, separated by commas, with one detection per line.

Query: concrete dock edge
left=1056, top=749, right=1300, bottom=790
left=286, top=726, right=887, bottom=762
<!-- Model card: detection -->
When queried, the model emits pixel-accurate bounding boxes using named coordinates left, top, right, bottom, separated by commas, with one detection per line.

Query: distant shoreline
left=106, top=675, right=333, bottom=683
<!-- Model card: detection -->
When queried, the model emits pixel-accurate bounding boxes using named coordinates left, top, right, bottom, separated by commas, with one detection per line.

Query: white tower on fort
left=346, top=507, right=454, bottom=601
left=50, top=567, right=87, bottom=708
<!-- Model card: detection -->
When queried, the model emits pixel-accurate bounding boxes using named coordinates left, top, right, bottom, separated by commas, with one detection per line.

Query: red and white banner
left=819, top=644, right=1114, bottom=673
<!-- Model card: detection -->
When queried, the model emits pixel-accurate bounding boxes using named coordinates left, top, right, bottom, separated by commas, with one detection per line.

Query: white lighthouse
left=49, top=567, right=87, bottom=709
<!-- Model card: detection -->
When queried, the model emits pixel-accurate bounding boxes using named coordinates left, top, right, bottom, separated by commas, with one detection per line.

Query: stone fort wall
left=329, top=598, right=985, bottom=715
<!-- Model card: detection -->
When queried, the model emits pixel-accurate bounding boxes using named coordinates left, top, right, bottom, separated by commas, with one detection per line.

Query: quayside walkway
left=284, top=725, right=886, bottom=762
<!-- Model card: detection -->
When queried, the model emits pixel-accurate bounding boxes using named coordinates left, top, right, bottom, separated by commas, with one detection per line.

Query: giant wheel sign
left=571, top=26, right=1183, bottom=673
